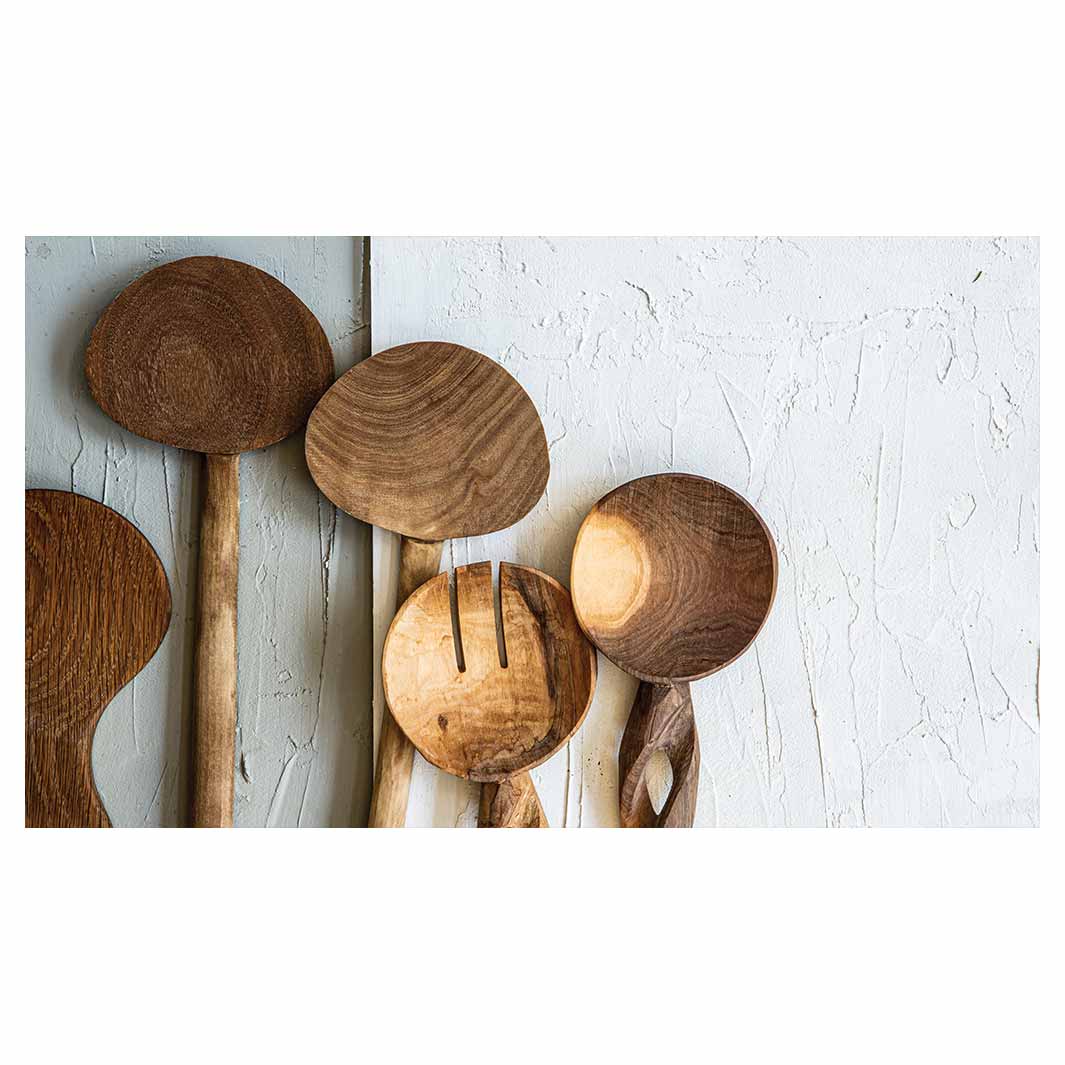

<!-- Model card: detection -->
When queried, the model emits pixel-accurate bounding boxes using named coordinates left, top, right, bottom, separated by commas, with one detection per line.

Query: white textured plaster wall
left=372, top=236, right=1039, bottom=827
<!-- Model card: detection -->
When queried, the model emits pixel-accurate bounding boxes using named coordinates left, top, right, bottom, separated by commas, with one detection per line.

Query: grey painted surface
left=26, top=236, right=372, bottom=826
left=372, top=237, right=1039, bottom=826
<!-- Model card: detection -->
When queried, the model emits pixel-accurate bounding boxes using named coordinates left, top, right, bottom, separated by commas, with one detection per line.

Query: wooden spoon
left=570, top=473, right=777, bottom=827
left=382, top=561, right=595, bottom=826
left=85, top=256, right=333, bottom=827
left=26, top=490, right=171, bottom=827
left=305, top=341, right=549, bottom=827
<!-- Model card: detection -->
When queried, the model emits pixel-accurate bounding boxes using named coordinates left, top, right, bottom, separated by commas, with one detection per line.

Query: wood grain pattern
left=368, top=537, right=444, bottom=828
left=85, top=255, right=333, bottom=827
left=478, top=774, right=549, bottom=828
left=85, top=256, right=334, bottom=455
left=307, top=340, right=550, bottom=826
left=26, top=490, right=171, bottom=827
left=305, top=341, right=549, bottom=541
left=618, top=681, right=699, bottom=828
left=382, top=562, right=596, bottom=827
left=190, top=454, right=239, bottom=828
left=571, top=473, right=777, bottom=827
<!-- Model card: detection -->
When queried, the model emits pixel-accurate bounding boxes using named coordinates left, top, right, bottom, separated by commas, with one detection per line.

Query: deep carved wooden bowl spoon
left=570, top=473, right=777, bottom=827
left=85, top=256, right=333, bottom=827
left=26, top=490, right=171, bottom=827
left=382, top=561, right=595, bottom=827
left=306, top=342, right=549, bottom=827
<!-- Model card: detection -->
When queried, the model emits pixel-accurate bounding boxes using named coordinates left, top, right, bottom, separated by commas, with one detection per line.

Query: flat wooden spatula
left=26, top=490, right=171, bottom=827
left=570, top=473, right=777, bottom=827
left=383, top=562, right=596, bottom=826
left=86, top=256, right=333, bottom=826
left=306, top=341, right=549, bottom=827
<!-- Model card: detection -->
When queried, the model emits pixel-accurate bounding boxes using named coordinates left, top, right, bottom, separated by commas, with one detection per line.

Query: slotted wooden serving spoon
left=306, top=341, right=549, bottom=827
left=382, top=561, right=595, bottom=827
left=85, top=256, right=333, bottom=827
left=26, top=490, right=171, bottom=827
left=570, top=473, right=777, bottom=827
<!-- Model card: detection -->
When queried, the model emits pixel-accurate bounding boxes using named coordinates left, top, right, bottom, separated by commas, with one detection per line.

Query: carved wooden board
left=26, top=490, right=171, bottom=827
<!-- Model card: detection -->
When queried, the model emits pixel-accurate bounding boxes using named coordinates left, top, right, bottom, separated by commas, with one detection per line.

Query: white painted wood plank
left=371, top=236, right=1039, bottom=827
left=26, top=236, right=371, bottom=826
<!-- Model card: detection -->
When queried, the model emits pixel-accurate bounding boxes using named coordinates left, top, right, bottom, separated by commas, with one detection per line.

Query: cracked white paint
left=26, top=236, right=372, bottom=826
left=372, top=236, right=1039, bottom=827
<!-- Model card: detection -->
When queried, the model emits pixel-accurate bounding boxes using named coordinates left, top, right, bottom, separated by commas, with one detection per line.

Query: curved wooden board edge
left=25, top=490, right=172, bottom=827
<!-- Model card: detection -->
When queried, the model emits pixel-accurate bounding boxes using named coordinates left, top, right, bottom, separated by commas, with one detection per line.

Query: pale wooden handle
left=369, top=536, right=444, bottom=827
left=618, top=680, right=699, bottom=827
left=191, top=453, right=240, bottom=828
left=478, top=773, right=549, bottom=827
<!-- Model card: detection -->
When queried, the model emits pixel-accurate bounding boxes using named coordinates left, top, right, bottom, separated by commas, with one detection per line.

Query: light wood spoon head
left=85, top=255, right=333, bottom=454
left=570, top=473, right=777, bottom=683
left=305, top=341, right=550, bottom=540
left=26, top=490, right=171, bottom=827
left=382, top=562, right=595, bottom=782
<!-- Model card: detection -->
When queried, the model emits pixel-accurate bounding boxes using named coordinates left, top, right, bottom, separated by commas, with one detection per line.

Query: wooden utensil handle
left=478, top=773, right=549, bottom=827
left=191, top=453, right=240, bottom=828
left=619, top=680, right=699, bottom=827
left=369, top=536, right=444, bottom=827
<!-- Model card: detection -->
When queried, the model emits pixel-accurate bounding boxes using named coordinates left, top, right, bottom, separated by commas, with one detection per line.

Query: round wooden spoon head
left=85, top=256, right=333, bottom=454
left=305, top=341, right=550, bottom=540
left=570, top=473, right=777, bottom=684
left=26, top=490, right=171, bottom=827
left=382, top=562, right=595, bottom=781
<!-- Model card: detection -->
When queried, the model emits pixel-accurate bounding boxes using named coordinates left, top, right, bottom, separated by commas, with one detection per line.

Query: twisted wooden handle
left=191, top=453, right=240, bottom=828
left=619, top=680, right=699, bottom=827
left=478, top=772, right=549, bottom=827
left=369, top=537, right=444, bottom=827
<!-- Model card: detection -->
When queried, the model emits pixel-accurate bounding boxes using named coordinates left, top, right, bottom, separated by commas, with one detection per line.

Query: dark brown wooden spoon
left=26, top=490, right=171, bottom=827
left=85, top=256, right=333, bottom=827
left=382, top=562, right=595, bottom=827
left=305, top=341, right=549, bottom=827
left=570, top=473, right=777, bottom=827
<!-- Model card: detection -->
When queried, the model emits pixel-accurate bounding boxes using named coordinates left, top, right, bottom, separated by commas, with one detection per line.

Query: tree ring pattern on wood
left=382, top=562, right=596, bottom=782
left=305, top=341, right=549, bottom=541
left=26, top=490, right=171, bottom=827
left=570, top=473, right=777, bottom=684
left=85, top=256, right=333, bottom=454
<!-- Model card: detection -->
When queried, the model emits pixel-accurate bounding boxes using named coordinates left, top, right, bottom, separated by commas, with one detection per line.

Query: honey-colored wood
left=85, top=256, right=333, bottom=827
left=571, top=473, right=777, bottom=827
left=367, top=536, right=444, bottom=828
left=382, top=562, right=596, bottom=827
left=26, top=490, right=171, bottom=827
left=190, top=454, right=240, bottom=828
left=306, top=341, right=550, bottom=826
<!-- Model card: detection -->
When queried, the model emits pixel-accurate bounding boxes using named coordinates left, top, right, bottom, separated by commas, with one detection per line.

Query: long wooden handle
left=191, top=453, right=240, bottom=828
left=369, top=536, right=444, bottom=827
left=478, top=772, right=549, bottom=827
left=618, top=680, right=698, bottom=827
